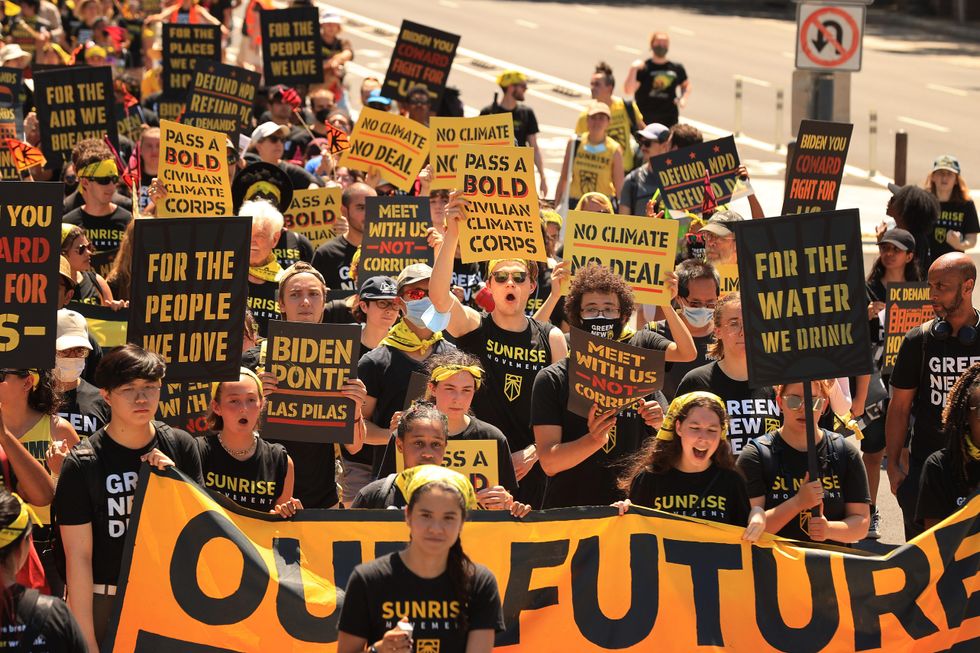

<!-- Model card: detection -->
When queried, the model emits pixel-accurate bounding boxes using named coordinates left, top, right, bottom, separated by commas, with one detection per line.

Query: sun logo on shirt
left=799, top=509, right=812, bottom=535
left=503, top=373, right=522, bottom=402
left=417, top=640, right=440, bottom=653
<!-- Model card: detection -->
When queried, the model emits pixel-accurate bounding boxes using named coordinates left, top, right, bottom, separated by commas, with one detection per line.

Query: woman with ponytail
left=339, top=465, right=504, bottom=653
left=916, top=362, right=980, bottom=529
left=1, top=490, right=86, bottom=651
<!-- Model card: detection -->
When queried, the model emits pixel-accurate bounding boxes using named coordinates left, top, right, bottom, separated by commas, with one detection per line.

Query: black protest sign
left=183, top=61, right=260, bottom=138
left=403, top=371, right=429, bottom=410
left=260, top=7, right=323, bottom=86
left=650, top=136, right=748, bottom=214
left=781, top=120, right=853, bottom=215
left=33, top=66, right=118, bottom=167
left=116, top=103, right=144, bottom=144
left=0, top=67, right=21, bottom=140
left=381, top=20, right=460, bottom=105
left=0, top=181, right=63, bottom=369
left=567, top=327, right=664, bottom=419
left=360, top=196, right=433, bottom=282
left=157, top=382, right=213, bottom=436
left=265, top=321, right=360, bottom=444
left=128, top=217, right=250, bottom=383
left=162, top=23, right=222, bottom=95
left=735, top=209, right=873, bottom=386
left=882, top=283, right=934, bottom=375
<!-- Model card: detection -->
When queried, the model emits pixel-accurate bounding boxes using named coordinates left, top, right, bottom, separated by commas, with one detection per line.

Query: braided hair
left=940, top=362, right=980, bottom=495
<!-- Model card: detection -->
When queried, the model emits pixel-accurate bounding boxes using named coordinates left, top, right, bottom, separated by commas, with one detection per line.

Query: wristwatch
left=368, top=646, right=379, bottom=653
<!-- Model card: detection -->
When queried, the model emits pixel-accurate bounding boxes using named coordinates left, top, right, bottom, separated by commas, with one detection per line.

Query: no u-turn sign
left=795, top=2, right=866, bottom=72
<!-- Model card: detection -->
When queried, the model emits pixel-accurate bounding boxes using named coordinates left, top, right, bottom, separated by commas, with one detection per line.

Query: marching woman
left=615, top=391, right=766, bottom=541
left=737, top=381, right=870, bottom=545
left=1, top=491, right=87, bottom=652
left=916, top=362, right=980, bottom=529
left=198, top=369, right=301, bottom=518
left=61, top=226, right=123, bottom=309
left=339, top=465, right=505, bottom=653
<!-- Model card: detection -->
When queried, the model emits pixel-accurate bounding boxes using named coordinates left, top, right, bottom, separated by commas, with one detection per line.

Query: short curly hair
left=566, top=263, right=635, bottom=329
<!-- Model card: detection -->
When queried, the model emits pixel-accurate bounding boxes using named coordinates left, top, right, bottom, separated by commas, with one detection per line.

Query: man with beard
left=886, top=252, right=980, bottom=540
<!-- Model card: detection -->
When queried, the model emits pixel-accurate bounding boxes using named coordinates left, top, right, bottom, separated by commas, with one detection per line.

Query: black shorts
left=859, top=417, right=886, bottom=454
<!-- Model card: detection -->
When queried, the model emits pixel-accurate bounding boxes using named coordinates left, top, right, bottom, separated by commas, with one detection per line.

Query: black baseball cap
left=879, top=228, right=916, bottom=252
left=359, top=276, right=398, bottom=300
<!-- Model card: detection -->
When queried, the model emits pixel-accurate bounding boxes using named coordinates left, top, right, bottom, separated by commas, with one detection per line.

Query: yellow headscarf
left=249, top=255, right=284, bottom=283
left=656, top=391, right=728, bottom=441
left=0, top=494, right=39, bottom=548
left=211, top=367, right=264, bottom=401
left=379, top=320, right=444, bottom=353
left=396, top=464, right=478, bottom=510
left=430, top=364, right=483, bottom=389
left=78, top=159, right=118, bottom=179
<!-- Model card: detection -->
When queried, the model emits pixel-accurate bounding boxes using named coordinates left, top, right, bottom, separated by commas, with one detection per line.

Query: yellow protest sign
left=340, top=107, right=428, bottom=192
left=282, top=187, right=343, bottom=249
left=429, top=114, right=514, bottom=190
left=717, top=263, right=740, bottom=296
left=157, top=119, right=233, bottom=217
left=396, top=439, right=499, bottom=491
left=563, top=210, right=678, bottom=305
left=455, top=144, right=545, bottom=263
left=108, top=467, right=980, bottom=652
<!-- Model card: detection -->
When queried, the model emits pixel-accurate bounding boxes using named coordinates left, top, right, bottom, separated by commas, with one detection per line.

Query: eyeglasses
left=227, top=151, right=240, bottom=165
left=581, top=308, right=621, bottom=318
left=85, top=175, right=119, bottom=185
left=401, top=287, right=428, bottom=301
left=75, top=243, right=94, bottom=255
left=492, top=271, right=528, bottom=284
left=638, top=138, right=653, bottom=147
left=721, top=320, right=743, bottom=332
left=112, top=384, right=162, bottom=401
left=782, top=395, right=827, bottom=412
left=370, top=299, right=397, bottom=311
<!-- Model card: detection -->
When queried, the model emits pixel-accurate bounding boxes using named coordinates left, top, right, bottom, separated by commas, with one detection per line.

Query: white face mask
left=54, top=357, right=86, bottom=383
left=682, top=306, right=714, bottom=329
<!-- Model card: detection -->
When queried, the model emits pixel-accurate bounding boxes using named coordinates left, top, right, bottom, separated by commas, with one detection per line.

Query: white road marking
left=897, top=116, right=951, bottom=133
left=576, top=5, right=599, bottom=14
left=438, top=0, right=459, bottom=7
left=737, top=75, right=772, bottom=88
left=670, top=25, right=695, bottom=36
left=615, top=44, right=642, bottom=55
left=515, top=19, right=538, bottom=29
left=926, top=83, right=968, bottom=97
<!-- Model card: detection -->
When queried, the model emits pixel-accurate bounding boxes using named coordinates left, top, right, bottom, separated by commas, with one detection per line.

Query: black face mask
left=582, top=316, right=622, bottom=340
left=653, top=46, right=669, bottom=57
left=315, top=108, right=332, bottom=123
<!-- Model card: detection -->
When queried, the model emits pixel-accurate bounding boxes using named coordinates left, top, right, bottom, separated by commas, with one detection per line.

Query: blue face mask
left=682, top=306, right=714, bottom=328
left=582, top=142, right=607, bottom=154
left=404, top=297, right=450, bottom=332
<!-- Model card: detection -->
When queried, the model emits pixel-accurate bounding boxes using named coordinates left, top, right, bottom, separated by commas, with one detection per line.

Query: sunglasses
left=74, top=243, right=94, bottom=254
left=227, top=151, right=240, bottom=165
left=409, top=98, right=430, bottom=106
left=263, top=135, right=283, bottom=143
left=86, top=175, right=119, bottom=185
left=401, top=287, right=428, bottom=301
left=492, top=271, right=528, bottom=284
left=782, top=395, right=827, bottom=412
left=0, top=369, right=28, bottom=382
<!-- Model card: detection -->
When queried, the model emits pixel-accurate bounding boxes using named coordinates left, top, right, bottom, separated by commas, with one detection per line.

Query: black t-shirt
left=340, top=552, right=505, bottom=650
left=375, top=417, right=520, bottom=494
left=324, top=298, right=356, bottom=324
left=452, top=258, right=484, bottom=307
left=634, top=59, right=688, bottom=126
left=737, top=430, right=870, bottom=544
left=478, top=101, right=538, bottom=147
left=274, top=229, right=314, bottom=268
left=652, top=320, right=711, bottom=402
left=915, top=448, right=980, bottom=526
left=57, top=379, right=111, bottom=439
left=525, top=265, right=565, bottom=327
left=71, top=271, right=102, bottom=305
left=676, top=362, right=781, bottom=456
left=52, top=424, right=203, bottom=585
left=0, top=585, right=87, bottom=653
left=929, top=199, right=980, bottom=262
left=628, top=466, right=751, bottom=526
left=312, top=236, right=358, bottom=291
left=247, top=278, right=281, bottom=338
left=62, top=204, right=132, bottom=260
left=279, top=160, right=324, bottom=190
left=890, top=324, right=980, bottom=463
left=198, top=434, right=289, bottom=512
left=351, top=474, right=405, bottom=509
left=358, top=340, right=455, bottom=467
left=531, top=330, right=668, bottom=508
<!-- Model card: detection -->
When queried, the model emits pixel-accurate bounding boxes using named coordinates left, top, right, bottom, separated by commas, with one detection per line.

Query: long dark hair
left=866, top=254, right=921, bottom=285
left=0, top=491, right=31, bottom=623
left=4, top=369, right=60, bottom=414
left=940, top=362, right=980, bottom=496
left=406, top=479, right=475, bottom=631
left=617, top=396, right=734, bottom=495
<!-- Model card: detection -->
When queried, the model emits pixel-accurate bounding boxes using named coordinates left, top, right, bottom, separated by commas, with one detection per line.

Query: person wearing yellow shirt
left=575, top=62, right=645, bottom=171
left=556, top=101, right=624, bottom=209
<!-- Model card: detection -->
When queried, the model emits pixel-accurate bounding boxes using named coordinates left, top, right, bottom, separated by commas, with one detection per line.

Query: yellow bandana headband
left=211, top=368, right=264, bottom=401
left=78, top=159, right=119, bottom=179
left=0, top=494, right=38, bottom=548
left=656, top=391, right=728, bottom=441
left=430, top=364, right=483, bottom=388
left=396, top=464, right=478, bottom=510
left=496, top=70, right=527, bottom=88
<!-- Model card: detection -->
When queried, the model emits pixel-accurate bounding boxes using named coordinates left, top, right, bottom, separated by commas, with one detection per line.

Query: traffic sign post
left=795, top=2, right=867, bottom=72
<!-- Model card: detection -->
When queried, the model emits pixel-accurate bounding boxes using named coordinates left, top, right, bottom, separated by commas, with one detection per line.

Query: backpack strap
left=380, top=473, right=398, bottom=505
left=624, top=99, right=639, bottom=134
left=16, top=588, right=55, bottom=649
left=823, top=430, right=849, bottom=482
left=152, top=421, right=181, bottom=457
left=749, top=433, right=778, bottom=496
